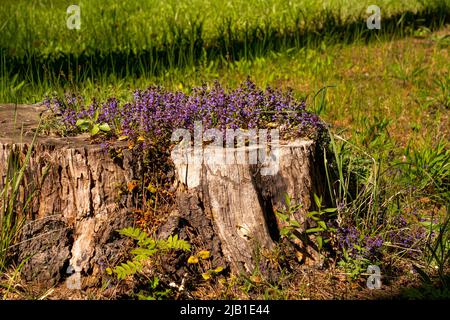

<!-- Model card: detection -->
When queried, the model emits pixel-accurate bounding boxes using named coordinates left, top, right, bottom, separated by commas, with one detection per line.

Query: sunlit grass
left=0, top=0, right=449, bottom=102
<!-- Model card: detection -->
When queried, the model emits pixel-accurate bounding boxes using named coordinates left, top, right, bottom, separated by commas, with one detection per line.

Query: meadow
left=0, top=0, right=449, bottom=299
left=1, top=0, right=449, bottom=102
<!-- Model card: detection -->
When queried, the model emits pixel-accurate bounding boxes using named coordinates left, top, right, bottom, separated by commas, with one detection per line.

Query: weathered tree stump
left=172, top=140, right=323, bottom=273
left=0, top=104, right=323, bottom=287
left=0, top=104, right=134, bottom=286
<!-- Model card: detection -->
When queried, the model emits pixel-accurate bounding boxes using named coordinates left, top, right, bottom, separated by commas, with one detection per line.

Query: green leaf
left=306, top=227, right=324, bottom=234
left=93, top=109, right=99, bottom=122
left=131, top=247, right=157, bottom=257
left=90, top=124, right=100, bottom=136
left=317, top=236, right=323, bottom=250
left=276, top=211, right=289, bottom=222
left=290, top=220, right=301, bottom=228
left=137, top=293, right=156, bottom=300
left=76, top=119, right=83, bottom=125
left=412, top=265, right=432, bottom=284
left=122, top=262, right=132, bottom=274
left=313, top=194, right=321, bottom=207
left=150, top=276, right=159, bottom=289
left=284, top=194, right=291, bottom=207
left=99, top=123, right=111, bottom=132
left=118, top=227, right=148, bottom=242
left=420, top=221, right=439, bottom=230
left=11, top=80, right=25, bottom=93
left=307, top=211, right=319, bottom=217
left=75, top=118, right=90, bottom=131
left=318, top=221, right=327, bottom=229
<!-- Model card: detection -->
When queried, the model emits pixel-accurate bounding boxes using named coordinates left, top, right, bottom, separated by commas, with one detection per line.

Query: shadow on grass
left=1, top=3, right=449, bottom=87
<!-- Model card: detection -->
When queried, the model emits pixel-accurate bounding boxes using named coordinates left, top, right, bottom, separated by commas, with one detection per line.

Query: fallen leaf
left=127, top=181, right=138, bottom=192
left=295, top=251, right=304, bottom=262
left=198, top=250, right=210, bottom=260
left=213, top=266, right=224, bottom=273
left=187, top=256, right=199, bottom=264
left=250, top=275, right=261, bottom=283
left=202, top=273, right=211, bottom=280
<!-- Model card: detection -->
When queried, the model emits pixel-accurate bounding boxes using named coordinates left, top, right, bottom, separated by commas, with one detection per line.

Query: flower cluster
left=336, top=211, right=429, bottom=262
left=336, top=226, right=383, bottom=260
left=386, top=213, right=428, bottom=258
left=43, top=79, right=325, bottom=143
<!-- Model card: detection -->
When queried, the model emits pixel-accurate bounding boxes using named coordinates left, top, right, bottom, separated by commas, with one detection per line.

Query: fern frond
left=112, top=228, right=191, bottom=282
left=131, top=247, right=158, bottom=257
left=158, top=234, right=191, bottom=252
left=113, top=259, right=143, bottom=280
left=118, top=227, right=149, bottom=243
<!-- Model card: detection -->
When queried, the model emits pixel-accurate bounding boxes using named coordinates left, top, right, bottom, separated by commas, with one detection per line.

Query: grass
left=0, top=121, right=39, bottom=273
left=1, top=0, right=449, bottom=102
left=0, top=0, right=449, bottom=299
left=0, top=108, right=47, bottom=298
left=0, top=121, right=50, bottom=299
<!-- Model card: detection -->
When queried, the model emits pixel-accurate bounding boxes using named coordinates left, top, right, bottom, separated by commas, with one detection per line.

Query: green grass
left=0, top=125, right=39, bottom=273
left=1, top=0, right=449, bottom=102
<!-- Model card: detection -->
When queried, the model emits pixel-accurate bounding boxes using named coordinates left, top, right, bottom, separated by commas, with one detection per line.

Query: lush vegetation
left=0, top=0, right=449, bottom=299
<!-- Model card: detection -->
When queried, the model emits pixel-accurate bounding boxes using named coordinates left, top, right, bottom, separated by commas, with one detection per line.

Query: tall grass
left=322, top=110, right=449, bottom=283
left=0, top=126, right=38, bottom=273
left=324, top=131, right=385, bottom=231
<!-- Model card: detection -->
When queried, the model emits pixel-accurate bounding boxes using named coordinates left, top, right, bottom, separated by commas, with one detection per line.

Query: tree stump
left=0, top=104, right=135, bottom=286
left=172, top=140, right=324, bottom=273
left=0, top=104, right=324, bottom=287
